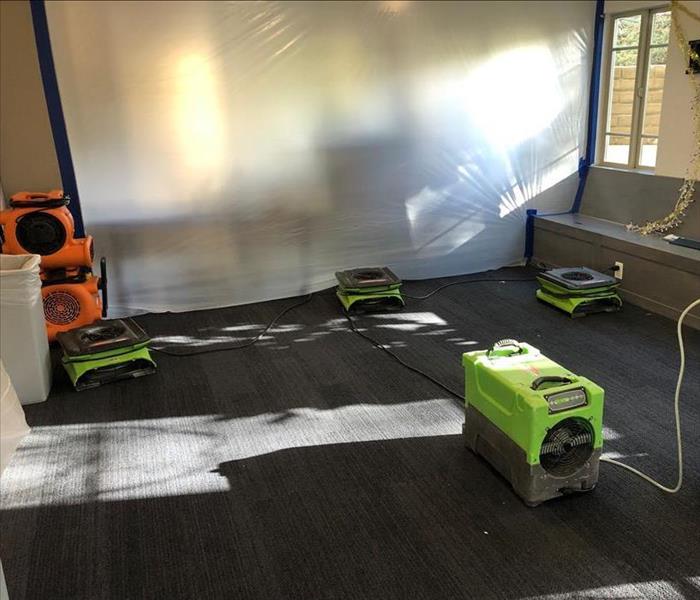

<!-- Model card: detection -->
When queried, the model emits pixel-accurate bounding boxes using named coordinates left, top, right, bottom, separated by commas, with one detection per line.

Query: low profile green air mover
left=57, top=318, right=156, bottom=391
left=536, top=267, right=621, bottom=317
left=462, top=340, right=604, bottom=506
left=335, top=267, right=405, bottom=312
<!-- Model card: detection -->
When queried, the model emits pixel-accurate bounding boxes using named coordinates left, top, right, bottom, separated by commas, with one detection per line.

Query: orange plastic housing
left=0, top=191, right=93, bottom=269
left=42, top=276, right=102, bottom=342
left=8, top=190, right=64, bottom=203
left=40, top=267, right=84, bottom=283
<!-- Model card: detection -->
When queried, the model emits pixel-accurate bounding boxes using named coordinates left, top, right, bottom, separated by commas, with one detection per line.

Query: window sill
left=594, top=164, right=656, bottom=176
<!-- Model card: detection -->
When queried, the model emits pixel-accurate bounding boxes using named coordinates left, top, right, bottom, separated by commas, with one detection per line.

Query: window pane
left=651, top=11, right=671, bottom=45
left=613, top=15, right=641, bottom=48
left=642, top=46, right=667, bottom=136
left=649, top=45, right=668, bottom=66
left=604, top=134, right=631, bottom=164
left=639, top=137, right=658, bottom=167
left=607, top=49, right=638, bottom=134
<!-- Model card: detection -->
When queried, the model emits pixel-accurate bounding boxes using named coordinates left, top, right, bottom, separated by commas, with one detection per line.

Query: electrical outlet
left=614, top=261, right=624, bottom=280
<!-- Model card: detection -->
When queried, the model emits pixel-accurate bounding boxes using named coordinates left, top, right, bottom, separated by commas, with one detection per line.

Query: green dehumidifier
left=335, top=267, right=405, bottom=312
left=463, top=340, right=604, bottom=506
left=536, top=267, right=621, bottom=317
left=57, top=318, right=156, bottom=391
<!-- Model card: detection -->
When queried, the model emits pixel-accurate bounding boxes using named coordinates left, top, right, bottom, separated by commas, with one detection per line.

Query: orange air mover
left=41, top=258, right=108, bottom=342
left=0, top=190, right=93, bottom=270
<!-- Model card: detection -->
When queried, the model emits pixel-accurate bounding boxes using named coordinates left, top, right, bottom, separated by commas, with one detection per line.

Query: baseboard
left=617, top=289, right=700, bottom=331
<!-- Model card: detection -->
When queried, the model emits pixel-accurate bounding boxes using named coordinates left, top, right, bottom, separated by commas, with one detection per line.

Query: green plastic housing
left=62, top=343, right=156, bottom=389
left=462, top=343, right=604, bottom=466
left=336, top=284, right=404, bottom=312
left=536, top=277, right=622, bottom=317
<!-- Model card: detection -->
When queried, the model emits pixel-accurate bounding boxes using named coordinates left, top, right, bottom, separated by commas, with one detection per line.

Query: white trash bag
left=0, top=359, right=30, bottom=474
left=0, top=254, right=52, bottom=404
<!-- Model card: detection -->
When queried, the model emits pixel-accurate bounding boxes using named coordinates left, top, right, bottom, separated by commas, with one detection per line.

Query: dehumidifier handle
left=531, top=376, right=573, bottom=391
left=487, top=339, right=524, bottom=356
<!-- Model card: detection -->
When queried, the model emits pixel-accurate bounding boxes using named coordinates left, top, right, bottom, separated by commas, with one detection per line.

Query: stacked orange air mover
left=0, top=190, right=107, bottom=342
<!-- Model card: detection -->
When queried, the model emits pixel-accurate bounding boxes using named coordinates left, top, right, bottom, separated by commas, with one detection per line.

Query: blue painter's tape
left=525, top=209, right=538, bottom=260
left=571, top=0, right=605, bottom=214
left=526, top=0, right=605, bottom=258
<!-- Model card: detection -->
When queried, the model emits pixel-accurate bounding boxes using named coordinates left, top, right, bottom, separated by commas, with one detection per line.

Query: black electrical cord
left=149, top=293, right=314, bottom=356
left=149, top=273, right=533, bottom=393
left=342, top=311, right=463, bottom=400
left=402, top=277, right=536, bottom=300
left=13, top=198, right=71, bottom=223
left=149, top=289, right=461, bottom=398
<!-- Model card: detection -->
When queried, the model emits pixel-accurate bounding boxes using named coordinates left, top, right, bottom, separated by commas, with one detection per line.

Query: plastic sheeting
left=46, top=1, right=594, bottom=313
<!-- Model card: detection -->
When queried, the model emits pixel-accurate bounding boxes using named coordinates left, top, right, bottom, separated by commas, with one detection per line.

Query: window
left=599, top=8, right=671, bottom=170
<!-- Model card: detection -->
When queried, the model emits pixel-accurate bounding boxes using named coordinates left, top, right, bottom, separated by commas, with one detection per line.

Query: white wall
left=656, top=1, right=700, bottom=178
left=605, top=1, right=668, bottom=11
left=604, top=0, right=700, bottom=178
left=0, top=1, right=61, bottom=194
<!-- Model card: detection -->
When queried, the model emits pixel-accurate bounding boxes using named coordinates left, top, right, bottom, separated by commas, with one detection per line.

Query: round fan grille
left=80, top=324, right=127, bottom=344
left=561, top=270, right=594, bottom=282
left=16, top=212, right=66, bottom=255
left=44, top=291, right=81, bottom=325
left=540, top=418, right=594, bottom=477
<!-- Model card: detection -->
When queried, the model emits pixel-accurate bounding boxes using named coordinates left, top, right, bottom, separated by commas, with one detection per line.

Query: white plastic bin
left=0, top=254, right=52, bottom=404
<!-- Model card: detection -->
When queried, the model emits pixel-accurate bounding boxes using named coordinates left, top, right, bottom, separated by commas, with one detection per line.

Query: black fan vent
left=561, top=270, right=594, bottom=282
left=44, top=291, right=81, bottom=325
left=16, top=212, right=66, bottom=255
left=540, top=418, right=594, bottom=477
left=80, top=323, right=128, bottom=344
left=354, top=269, right=387, bottom=282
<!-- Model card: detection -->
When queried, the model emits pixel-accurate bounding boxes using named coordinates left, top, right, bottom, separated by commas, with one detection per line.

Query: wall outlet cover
left=614, top=261, right=624, bottom=280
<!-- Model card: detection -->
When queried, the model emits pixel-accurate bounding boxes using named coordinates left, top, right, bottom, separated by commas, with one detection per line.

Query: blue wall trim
left=525, top=0, right=605, bottom=259
left=524, top=209, right=538, bottom=260
left=30, top=0, right=85, bottom=237
left=571, top=0, right=605, bottom=214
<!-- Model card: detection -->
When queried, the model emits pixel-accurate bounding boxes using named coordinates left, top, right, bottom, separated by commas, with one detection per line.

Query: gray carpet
left=1, top=267, right=699, bottom=600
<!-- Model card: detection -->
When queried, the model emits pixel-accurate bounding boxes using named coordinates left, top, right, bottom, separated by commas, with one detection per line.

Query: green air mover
left=335, top=267, right=405, bottom=312
left=57, top=318, right=156, bottom=391
left=462, top=340, right=604, bottom=506
left=536, top=267, right=621, bottom=317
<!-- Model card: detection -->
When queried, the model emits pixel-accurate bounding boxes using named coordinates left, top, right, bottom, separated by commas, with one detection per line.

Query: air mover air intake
left=41, top=257, right=108, bottom=342
left=0, top=190, right=93, bottom=269
left=57, top=318, right=156, bottom=391
left=335, top=266, right=404, bottom=312
left=462, top=340, right=604, bottom=506
left=536, top=267, right=621, bottom=317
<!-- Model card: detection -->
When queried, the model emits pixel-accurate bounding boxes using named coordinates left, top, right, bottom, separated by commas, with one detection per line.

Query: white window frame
left=597, top=5, right=671, bottom=172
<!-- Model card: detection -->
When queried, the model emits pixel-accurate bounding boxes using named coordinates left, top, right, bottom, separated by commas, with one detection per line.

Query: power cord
left=601, top=297, right=700, bottom=493
left=342, top=311, right=463, bottom=400
left=149, top=293, right=314, bottom=356
left=147, top=273, right=535, bottom=356
left=149, top=274, right=534, bottom=389
left=402, top=277, right=535, bottom=300
left=149, top=288, right=464, bottom=399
